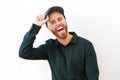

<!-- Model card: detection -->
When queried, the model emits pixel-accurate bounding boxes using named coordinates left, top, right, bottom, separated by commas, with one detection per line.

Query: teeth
left=57, top=27, right=63, bottom=31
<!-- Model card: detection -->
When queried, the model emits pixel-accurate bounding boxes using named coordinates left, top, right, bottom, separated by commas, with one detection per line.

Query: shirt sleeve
left=19, top=24, right=48, bottom=60
left=85, top=42, right=99, bottom=80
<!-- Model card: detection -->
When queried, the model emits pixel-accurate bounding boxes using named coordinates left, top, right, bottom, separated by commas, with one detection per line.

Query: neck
left=57, top=32, right=73, bottom=46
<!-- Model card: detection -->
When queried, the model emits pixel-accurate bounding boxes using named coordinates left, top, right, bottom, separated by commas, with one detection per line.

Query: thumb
left=44, top=15, right=49, bottom=23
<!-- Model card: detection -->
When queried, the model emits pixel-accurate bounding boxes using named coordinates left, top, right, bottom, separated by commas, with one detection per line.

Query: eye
left=50, top=20, right=56, bottom=25
left=58, top=17, right=62, bottom=21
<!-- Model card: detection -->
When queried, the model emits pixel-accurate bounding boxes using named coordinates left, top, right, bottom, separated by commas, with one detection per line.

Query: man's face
left=47, top=12, right=68, bottom=39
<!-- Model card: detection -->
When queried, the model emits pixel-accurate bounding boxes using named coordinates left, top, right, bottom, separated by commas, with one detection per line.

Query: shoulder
left=76, top=36, right=95, bottom=50
left=70, top=32, right=93, bottom=46
left=77, top=36, right=93, bottom=45
left=77, top=36, right=96, bottom=53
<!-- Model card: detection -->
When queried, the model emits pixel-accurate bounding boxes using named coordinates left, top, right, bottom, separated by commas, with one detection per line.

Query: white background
left=0, top=0, right=120, bottom=80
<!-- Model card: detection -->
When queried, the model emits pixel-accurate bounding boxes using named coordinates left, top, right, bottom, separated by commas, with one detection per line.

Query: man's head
left=45, top=6, right=66, bottom=26
left=45, top=6, right=66, bottom=19
left=45, top=6, right=68, bottom=39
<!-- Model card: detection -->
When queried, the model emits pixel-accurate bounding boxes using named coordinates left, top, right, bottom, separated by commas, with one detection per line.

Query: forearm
left=19, top=24, right=41, bottom=59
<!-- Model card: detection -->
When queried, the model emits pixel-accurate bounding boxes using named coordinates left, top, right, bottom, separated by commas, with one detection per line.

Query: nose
left=55, top=21, right=61, bottom=27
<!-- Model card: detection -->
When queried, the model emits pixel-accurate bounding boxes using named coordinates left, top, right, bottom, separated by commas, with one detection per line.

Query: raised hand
left=34, top=14, right=49, bottom=27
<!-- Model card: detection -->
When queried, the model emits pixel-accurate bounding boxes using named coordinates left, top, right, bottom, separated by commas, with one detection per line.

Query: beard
left=51, top=25, right=68, bottom=39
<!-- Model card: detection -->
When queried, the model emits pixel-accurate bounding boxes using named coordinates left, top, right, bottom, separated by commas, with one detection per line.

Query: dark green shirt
left=19, top=24, right=99, bottom=80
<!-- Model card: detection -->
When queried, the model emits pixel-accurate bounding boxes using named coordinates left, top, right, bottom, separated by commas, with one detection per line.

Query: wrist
left=33, top=23, right=42, bottom=27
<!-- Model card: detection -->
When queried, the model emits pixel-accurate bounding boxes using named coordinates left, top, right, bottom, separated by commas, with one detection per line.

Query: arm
left=85, top=42, right=99, bottom=80
left=19, top=14, right=49, bottom=60
left=19, top=24, right=48, bottom=59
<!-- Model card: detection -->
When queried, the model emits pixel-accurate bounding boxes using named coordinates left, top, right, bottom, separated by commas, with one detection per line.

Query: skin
left=34, top=12, right=73, bottom=46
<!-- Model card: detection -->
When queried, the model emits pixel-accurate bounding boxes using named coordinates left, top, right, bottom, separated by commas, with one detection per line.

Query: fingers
left=37, top=14, right=45, bottom=21
left=37, top=14, right=49, bottom=22
left=44, top=15, right=49, bottom=22
left=34, top=14, right=49, bottom=26
left=44, top=15, right=47, bottom=19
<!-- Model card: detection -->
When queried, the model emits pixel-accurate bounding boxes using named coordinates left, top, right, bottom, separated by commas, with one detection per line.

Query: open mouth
left=57, top=27, right=64, bottom=32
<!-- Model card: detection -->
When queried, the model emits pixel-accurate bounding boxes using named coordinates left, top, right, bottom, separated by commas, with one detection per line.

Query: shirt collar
left=54, top=32, right=78, bottom=46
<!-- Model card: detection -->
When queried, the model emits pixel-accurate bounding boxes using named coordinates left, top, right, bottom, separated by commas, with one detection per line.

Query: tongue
left=58, top=29, right=65, bottom=35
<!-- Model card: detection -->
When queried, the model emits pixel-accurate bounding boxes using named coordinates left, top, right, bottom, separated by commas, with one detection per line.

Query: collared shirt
left=19, top=24, right=99, bottom=80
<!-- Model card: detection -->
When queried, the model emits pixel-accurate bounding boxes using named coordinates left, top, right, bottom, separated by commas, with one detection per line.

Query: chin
left=57, top=33, right=68, bottom=39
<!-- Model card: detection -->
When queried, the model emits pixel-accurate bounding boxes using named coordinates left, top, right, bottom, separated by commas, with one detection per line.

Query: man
left=19, top=6, right=99, bottom=80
